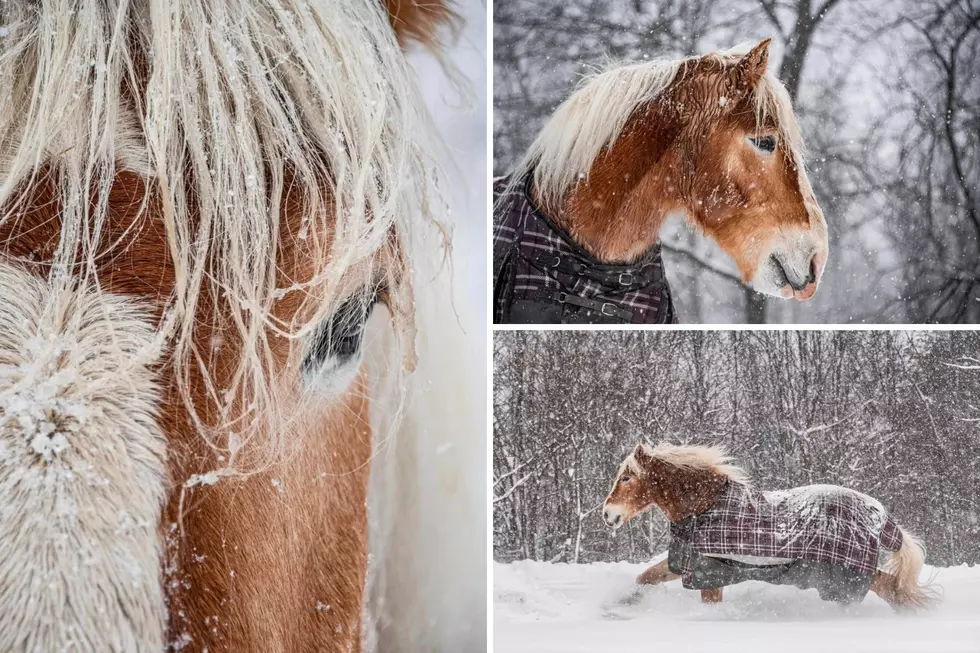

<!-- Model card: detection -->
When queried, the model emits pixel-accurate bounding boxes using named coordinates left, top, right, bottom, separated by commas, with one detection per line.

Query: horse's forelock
left=0, top=0, right=446, bottom=469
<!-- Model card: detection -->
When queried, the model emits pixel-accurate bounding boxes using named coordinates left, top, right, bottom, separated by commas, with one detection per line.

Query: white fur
left=750, top=227, right=824, bottom=297
left=365, top=225, right=486, bottom=652
left=0, top=264, right=166, bottom=653
left=521, top=57, right=684, bottom=206
left=305, top=354, right=364, bottom=399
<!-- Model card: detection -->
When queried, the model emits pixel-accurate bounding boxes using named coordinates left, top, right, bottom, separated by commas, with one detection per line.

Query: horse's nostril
left=806, top=254, right=819, bottom=286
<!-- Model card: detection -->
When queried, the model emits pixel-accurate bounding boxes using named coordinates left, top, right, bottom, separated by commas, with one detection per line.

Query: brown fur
left=384, top=0, right=460, bottom=49
left=539, top=40, right=824, bottom=295
left=700, top=587, right=724, bottom=603
left=635, top=559, right=679, bottom=586
left=633, top=559, right=722, bottom=605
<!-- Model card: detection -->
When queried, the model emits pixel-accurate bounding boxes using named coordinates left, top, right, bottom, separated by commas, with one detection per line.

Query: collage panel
left=493, top=0, right=980, bottom=325
left=492, top=330, right=980, bottom=651
left=0, top=1, right=486, bottom=652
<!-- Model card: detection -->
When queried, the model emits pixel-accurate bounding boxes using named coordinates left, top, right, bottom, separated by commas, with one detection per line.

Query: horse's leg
left=700, top=587, right=723, bottom=603
left=636, top=559, right=680, bottom=586
left=870, top=570, right=901, bottom=608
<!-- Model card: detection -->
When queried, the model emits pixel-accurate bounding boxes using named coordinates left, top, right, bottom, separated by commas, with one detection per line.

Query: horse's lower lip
left=792, top=282, right=817, bottom=301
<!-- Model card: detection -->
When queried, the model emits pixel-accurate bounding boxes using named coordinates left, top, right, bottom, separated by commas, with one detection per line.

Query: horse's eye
left=620, top=476, right=631, bottom=484
left=302, top=291, right=379, bottom=375
left=749, top=135, right=777, bottom=154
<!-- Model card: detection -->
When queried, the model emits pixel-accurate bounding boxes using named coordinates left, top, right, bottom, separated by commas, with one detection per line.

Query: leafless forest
left=493, top=0, right=980, bottom=323
left=493, top=331, right=980, bottom=566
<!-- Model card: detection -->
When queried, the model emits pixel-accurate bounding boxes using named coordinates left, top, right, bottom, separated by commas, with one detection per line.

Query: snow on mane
left=515, top=41, right=814, bottom=219
left=622, top=442, right=752, bottom=486
left=0, top=0, right=443, bottom=466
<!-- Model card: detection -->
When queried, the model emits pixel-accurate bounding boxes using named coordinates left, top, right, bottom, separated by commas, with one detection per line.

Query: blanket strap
left=524, top=289, right=633, bottom=321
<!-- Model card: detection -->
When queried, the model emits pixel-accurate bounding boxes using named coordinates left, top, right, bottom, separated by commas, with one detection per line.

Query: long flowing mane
left=622, top=442, right=752, bottom=486
left=0, top=0, right=443, bottom=468
left=517, top=42, right=812, bottom=211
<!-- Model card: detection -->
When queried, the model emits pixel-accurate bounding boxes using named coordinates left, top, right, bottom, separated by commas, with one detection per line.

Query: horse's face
left=602, top=444, right=663, bottom=528
left=0, top=0, right=459, bottom=648
left=673, top=41, right=828, bottom=300
left=0, top=168, right=383, bottom=648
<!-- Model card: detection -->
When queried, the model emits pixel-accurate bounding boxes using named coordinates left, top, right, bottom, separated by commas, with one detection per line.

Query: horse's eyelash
left=749, top=135, right=777, bottom=153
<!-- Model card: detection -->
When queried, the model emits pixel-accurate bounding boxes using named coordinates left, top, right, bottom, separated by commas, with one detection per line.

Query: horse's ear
left=733, top=38, right=771, bottom=94
left=384, top=0, right=461, bottom=51
left=633, top=443, right=652, bottom=467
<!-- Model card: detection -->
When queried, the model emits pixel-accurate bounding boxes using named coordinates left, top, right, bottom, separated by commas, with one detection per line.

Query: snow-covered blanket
left=668, top=482, right=903, bottom=601
left=492, top=174, right=676, bottom=324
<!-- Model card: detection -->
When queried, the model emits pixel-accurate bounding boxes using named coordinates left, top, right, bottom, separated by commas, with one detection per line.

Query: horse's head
left=525, top=40, right=828, bottom=301
left=603, top=443, right=670, bottom=528
left=603, top=442, right=741, bottom=526
left=668, top=40, right=828, bottom=300
left=0, top=1, right=469, bottom=651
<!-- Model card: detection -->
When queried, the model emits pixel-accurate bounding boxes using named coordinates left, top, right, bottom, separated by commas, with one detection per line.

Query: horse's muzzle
left=603, top=507, right=623, bottom=528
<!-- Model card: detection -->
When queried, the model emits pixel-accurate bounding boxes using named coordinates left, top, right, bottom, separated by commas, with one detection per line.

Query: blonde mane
left=622, top=442, right=752, bottom=486
left=515, top=42, right=815, bottom=216
left=0, top=0, right=444, bottom=469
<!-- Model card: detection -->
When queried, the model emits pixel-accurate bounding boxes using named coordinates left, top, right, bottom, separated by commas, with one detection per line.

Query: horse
left=493, top=39, right=829, bottom=324
left=602, top=443, right=937, bottom=610
left=0, top=1, right=484, bottom=652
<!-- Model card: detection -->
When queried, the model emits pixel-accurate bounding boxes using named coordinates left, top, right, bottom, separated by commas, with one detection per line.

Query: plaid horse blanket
left=668, top=482, right=904, bottom=603
left=492, top=174, right=677, bottom=324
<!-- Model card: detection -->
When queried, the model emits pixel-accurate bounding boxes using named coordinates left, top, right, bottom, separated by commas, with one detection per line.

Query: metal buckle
left=618, top=272, right=634, bottom=286
left=601, top=302, right=617, bottom=317
left=545, top=254, right=561, bottom=268
left=557, top=292, right=568, bottom=304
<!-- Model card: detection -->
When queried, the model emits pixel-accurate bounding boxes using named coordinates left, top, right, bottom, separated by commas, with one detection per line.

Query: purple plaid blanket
left=492, top=174, right=677, bottom=324
left=672, top=482, right=904, bottom=581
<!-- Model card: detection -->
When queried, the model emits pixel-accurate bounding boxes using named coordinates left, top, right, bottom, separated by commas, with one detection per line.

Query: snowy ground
left=495, top=560, right=980, bottom=653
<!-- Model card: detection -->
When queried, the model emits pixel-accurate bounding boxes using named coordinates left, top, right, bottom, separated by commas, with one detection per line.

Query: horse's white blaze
left=0, top=264, right=166, bottom=653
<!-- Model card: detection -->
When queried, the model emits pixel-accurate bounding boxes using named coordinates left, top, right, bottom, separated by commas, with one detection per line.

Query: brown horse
left=0, top=1, right=483, bottom=652
left=602, top=443, right=936, bottom=611
left=494, top=40, right=828, bottom=324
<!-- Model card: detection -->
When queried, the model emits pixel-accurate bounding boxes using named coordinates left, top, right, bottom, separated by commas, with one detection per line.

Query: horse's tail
left=888, top=526, right=939, bottom=609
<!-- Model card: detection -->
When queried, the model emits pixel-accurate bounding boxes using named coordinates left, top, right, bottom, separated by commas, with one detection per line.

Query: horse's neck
left=653, top=464, right=727, bottom=523
left=544, top=109, right=684, bottom=264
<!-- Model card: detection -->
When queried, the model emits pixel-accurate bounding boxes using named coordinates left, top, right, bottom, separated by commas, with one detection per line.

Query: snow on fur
left=0, top=263, right=166, bottom=652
